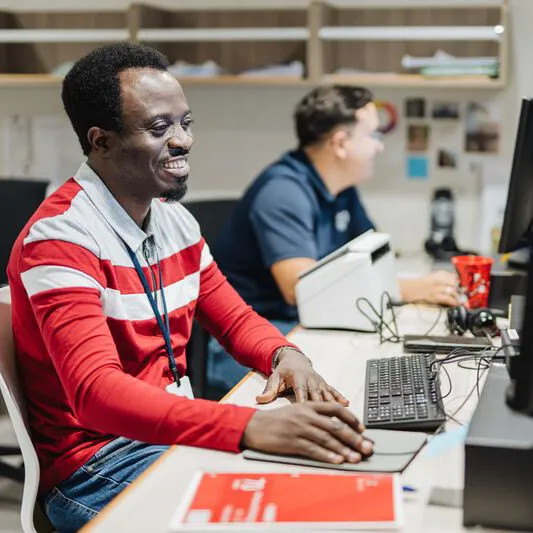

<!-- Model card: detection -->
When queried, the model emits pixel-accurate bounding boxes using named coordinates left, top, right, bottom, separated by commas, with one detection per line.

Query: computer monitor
left=499, top=98, right=533, bottom=254
left=498, top=98, right=533, bottom=414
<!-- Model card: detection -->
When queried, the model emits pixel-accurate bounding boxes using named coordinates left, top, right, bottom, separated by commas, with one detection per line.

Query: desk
left=81, top=305, right=498, bottom=533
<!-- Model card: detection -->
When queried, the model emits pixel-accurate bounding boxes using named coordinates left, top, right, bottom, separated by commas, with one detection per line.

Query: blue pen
left=402, top=485, right=417, bottom=493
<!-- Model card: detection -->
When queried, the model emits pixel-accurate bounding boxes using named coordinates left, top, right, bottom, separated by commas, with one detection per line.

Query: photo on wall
left=407, top=124, right=430, bottom=151
left=405, top=97, right=426, bottom=118
left=432, top=101, right=460, bottom=120
left=465, top=101, right=500, bottom=153
left=437, top=148, right=458, bottom=169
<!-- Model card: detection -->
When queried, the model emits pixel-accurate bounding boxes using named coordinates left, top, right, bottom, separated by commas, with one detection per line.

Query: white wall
left=185, top=0, right=533, bottom=252
left=182, top=84, right=512, bottom=254
left=1, top=0, right=533, bottom=254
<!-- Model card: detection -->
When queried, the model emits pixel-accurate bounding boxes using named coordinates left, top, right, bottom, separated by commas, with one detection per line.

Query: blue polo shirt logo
left=335, top=209, right=351, bottom=232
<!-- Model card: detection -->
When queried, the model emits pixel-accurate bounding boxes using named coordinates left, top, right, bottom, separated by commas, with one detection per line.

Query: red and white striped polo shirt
left=7, top=162, right=292, bottom=495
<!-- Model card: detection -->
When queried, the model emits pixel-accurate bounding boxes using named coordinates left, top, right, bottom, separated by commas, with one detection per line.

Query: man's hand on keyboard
left=242, top=402, right=373, bottom=464
left=256, top=347, right=349, bottom=405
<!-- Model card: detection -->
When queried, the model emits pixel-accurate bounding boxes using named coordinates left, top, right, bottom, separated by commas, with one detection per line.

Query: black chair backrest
left=180, top=198, right=239, bottom=398
left=182, top=199, right=238, bottom=250
left=0, top=179, right=49, bottom=285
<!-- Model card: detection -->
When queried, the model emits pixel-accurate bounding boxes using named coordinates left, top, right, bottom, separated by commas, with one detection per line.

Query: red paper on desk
left=169, top=471, right=403, bottom=531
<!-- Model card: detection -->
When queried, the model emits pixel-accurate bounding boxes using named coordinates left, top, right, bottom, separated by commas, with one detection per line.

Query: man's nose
left=168, top=126, right=193, bottom=150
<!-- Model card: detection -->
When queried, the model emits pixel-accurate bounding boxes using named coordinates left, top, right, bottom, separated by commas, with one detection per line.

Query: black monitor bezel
left=499, top=98, right=533, bottom=254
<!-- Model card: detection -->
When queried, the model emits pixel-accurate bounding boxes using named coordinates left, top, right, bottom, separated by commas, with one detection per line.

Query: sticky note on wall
left=406, top=155, right=429, bottom=180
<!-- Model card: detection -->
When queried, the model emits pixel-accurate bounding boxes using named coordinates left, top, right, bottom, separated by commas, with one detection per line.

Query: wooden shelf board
left=137, top=27, right=309, bottom=42
left=0, top=0, right=311, bottom=12
left=0, top=0, right=131, bottom=12
left=0, top=73, right=309, bottom=87
left=139, top=0, right=311, bottom=11
left=323, top=73, right=505, bottom=88
left=0, top=29, right=129, bottom=44
left=0, top=74, right=64, bottom=87
left=325, top=0, right=505, bottom=8
left=0, top=73, right=505, bottom=89
left=0, top=0, right=505, bottom=11
left=177, top=75, right=308, bottom=86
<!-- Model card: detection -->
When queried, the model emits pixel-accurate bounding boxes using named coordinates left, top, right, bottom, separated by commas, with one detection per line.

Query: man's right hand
left=242, top=402, right=373, bottom=464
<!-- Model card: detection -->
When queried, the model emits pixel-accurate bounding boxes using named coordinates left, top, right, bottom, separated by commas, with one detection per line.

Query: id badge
left=165, top=376, right=195, bottom=399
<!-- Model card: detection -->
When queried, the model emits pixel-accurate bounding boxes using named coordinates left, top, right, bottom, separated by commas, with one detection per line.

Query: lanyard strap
left=124, top=243, right=181, bottom=387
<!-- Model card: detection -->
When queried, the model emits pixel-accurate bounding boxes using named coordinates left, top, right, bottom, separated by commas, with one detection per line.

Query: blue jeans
left=43, top=437, right=169, bottom=533
left=207, top=319, right=298, bottom=391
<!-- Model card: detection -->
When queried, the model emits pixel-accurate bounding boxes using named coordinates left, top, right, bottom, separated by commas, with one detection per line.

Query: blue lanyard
left=124, top=242, right=181, bottom=387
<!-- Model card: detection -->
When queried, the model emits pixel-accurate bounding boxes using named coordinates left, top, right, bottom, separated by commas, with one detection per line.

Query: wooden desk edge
left=79, top=329, right=303, bottom=532
left=79, top=371, right=255, bottom=531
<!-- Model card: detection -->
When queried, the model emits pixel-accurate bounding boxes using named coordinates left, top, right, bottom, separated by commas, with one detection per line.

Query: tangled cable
left=356, top=291, right=443, bottom=344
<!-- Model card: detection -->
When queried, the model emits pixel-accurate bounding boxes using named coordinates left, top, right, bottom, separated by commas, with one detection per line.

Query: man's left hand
left=400, top=270, right=459, bottom=307
left=255, top=348, right=349, bottom=406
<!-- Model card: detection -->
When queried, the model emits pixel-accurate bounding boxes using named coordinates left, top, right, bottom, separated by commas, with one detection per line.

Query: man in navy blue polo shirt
left=209, top=85, right=458, bottom=391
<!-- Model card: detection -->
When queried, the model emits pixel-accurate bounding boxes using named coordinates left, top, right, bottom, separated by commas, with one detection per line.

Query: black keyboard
left=364, top=353, right=446, bottom=431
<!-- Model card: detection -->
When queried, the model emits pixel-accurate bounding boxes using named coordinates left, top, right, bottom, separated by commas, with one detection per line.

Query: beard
left=161, top=175, right=188, bottom=203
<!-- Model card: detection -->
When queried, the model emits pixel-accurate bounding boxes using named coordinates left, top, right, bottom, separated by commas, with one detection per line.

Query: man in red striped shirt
left=7, top=43, right=372, bottom=533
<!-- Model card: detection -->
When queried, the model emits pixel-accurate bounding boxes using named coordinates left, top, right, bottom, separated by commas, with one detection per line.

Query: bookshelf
left=0, top=0, right=508, bottom=89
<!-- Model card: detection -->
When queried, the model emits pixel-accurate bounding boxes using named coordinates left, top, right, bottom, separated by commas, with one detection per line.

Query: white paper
left=1, top=114, right=83, bottom=192
left=29, top=116, right=83, bottom=191
left=1, top=115, right=32, bottom=177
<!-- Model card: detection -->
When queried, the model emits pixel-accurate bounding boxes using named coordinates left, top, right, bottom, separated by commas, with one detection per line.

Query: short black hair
left=294, top=85, right=373, bottom=148
left=62, top=42, right=170, bottom=156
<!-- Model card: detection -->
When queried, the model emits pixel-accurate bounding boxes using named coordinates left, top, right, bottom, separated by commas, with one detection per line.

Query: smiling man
left=7, top=44, right=372, bottom=533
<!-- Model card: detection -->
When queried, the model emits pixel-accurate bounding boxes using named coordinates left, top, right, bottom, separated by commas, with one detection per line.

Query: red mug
left=451, top=255, right=493, bottom=309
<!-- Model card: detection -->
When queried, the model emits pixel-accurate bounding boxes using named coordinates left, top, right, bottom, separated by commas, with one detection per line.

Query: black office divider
left=182, top=199, right=238, bottom=252
left=181, top=199, right=238, bottom=399
left=0, top=179, right=49, bottom=286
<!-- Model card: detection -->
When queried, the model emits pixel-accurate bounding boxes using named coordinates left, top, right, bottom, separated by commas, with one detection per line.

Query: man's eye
left=183, top=118, right=194, bottom=130
left=152, top=123, right=169, bottom=133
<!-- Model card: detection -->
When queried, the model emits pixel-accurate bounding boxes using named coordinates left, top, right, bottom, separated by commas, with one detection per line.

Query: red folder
left=169, top=471, right=403, bottom=531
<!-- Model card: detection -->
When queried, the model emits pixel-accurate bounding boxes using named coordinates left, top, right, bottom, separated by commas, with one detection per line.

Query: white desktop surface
left=80, top=302, right=505, bottom=533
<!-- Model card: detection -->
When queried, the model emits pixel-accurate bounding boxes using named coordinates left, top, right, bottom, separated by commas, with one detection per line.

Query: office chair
left=0, top=179, right=49, bottom=286
left=0, top=180, right=48, bottom=492
left=0, top=287, right=55, bottom=533
left=181, top=199, right=238, bottom=399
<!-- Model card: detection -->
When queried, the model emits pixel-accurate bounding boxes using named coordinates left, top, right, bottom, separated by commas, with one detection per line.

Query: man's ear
left=329, top=129, right=350, bottom=160
left=87, top=127, right=115, bottom=157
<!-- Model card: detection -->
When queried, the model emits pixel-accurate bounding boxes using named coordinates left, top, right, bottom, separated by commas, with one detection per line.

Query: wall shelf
left=0, top=0, right=509, bottom=89
left=322, top=73, right=505, bottom=88
left=0, top=72, right=506, bottom=90
left=325, top=0, right=504, bottom=8
left=0, top=74, right=62, bottom=86
left=136, top=28, right=309, bottom=42
left=0, top=0, right=505, bottom=11
left=175, top=75, right=307, bottom=85
left=0, top=29, right=129, bottom=43
left=319, top=26, right=502, bottom=41
left=0, top=73, right=308, bottom=87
